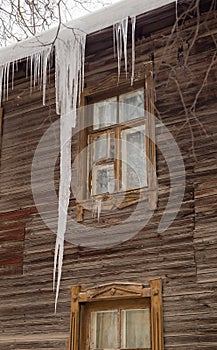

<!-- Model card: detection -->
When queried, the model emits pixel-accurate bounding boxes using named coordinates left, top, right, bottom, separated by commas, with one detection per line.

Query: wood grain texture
left=151, top=279, right=163, bottom=350
left=0, top=1, right=217, bottom=349
left=0, top=107, right=3, bottom=158
left=69, top=282, right=155, bottom=349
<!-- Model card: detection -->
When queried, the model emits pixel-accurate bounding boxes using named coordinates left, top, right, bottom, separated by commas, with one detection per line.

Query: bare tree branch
left=0, top=0, right=112, bottom=46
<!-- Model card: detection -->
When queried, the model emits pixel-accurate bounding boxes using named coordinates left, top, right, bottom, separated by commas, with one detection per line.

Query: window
left=69, top=281, right=163, bottom=350
left=89, top=88, right=147, bottom=196
left=88, top=300, right=151, bottom=349
left=68, top=280, right=163, bottom=350
left=76, top=62, right=157, bottom=219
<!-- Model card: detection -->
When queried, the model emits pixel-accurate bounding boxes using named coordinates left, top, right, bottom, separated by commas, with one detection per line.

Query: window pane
left=119, top=89, right=144, bottom=123
left=109, top=132, right=115, bottom=160
left=90, top=310, right=118, bottom=350
left=92, top=164, right=115, bottom=195
left=121, top=125, right=147, bottom=191
left=93, top=97, right=117, bottom=130
left=93, top=134, right=107, bottom=162
left=121, top=308, right=151, bottom=349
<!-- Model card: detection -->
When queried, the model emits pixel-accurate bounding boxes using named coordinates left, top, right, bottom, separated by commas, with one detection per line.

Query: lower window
left=69, top=280, right=163, bottom=350
left=88, top=300, right=151, bottom=349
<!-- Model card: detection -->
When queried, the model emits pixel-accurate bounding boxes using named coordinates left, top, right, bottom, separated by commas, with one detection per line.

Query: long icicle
left=122, top=18, right=128, bottom=77
left=175, top=0, right=178, bottom=22
left=12, top=61, right=15, bottom=90
left=114, top=22, right=123, bottom=80
left=2, top=64, right=6, bottom=101
left=30, top=55, right=33, bottom=94
left=42, top=47, right=52, bottom=105
left=5, top=62, right=10, bottom=100
left=131, top=16, right=136, bottom=85
left=113, top=17, right=137, bottom=83
left=53, top=28, right=86, bottom=311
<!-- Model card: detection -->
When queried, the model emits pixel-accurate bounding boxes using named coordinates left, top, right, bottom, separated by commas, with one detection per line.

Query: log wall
left=0, top=2, right=217, bottom=349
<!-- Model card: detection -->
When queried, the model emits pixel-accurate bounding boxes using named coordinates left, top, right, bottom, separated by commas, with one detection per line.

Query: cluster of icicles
left=0, top=16, right=136, bottom=310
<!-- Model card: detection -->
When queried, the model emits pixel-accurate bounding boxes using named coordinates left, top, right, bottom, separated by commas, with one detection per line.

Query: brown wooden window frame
left=76, top=62, right=156, bottom=221
left=88, top=101, right=147, bottom=197
left=68, top=279, right=163, bottom=350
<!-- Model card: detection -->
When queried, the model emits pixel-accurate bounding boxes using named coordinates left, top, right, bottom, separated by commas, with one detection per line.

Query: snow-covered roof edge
left=0, top=0, right=175, bottom=66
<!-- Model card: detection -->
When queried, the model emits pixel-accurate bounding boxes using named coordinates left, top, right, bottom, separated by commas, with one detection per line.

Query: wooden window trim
left=76, top=61, right=156, bottom=221
left=68, top=279, right=163, bottom=350
left=81, top=299, right=151, bottom=350
left=88, top=118, right=147, bottom=196
left=145, top=63, right=157, bottom=211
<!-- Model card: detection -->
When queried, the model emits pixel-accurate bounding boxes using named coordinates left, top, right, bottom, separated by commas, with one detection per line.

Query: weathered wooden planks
left=0, top=1, right=217, bottom=349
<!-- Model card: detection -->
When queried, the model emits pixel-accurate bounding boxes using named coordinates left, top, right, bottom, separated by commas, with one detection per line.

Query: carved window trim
left=76, top=61, right=157, bottom=222
left=68, top=279, right=163, bottom=350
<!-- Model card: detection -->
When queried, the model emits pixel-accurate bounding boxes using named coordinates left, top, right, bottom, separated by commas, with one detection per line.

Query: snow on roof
left=0, top=0, right=175, bottom=66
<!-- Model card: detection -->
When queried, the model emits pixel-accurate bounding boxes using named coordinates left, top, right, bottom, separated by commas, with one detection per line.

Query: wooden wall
left=0, top=2, right=217, bottom=349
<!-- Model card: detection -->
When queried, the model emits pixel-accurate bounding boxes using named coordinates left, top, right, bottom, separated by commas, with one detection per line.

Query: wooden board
left=0, top=2, right=217, bottom=350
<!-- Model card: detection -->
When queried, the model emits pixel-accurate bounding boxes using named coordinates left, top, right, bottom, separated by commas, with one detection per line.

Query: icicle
left=0, top=60, right=17, bottom=105
left=175, top=0, right=178, bottom=22
left=97, top=199, right=102, bottom=222
left=0, top=66, right=3, bottom=107
left=2, top=63, right=10, bottom=102
left=131, top=16, right=136, bottom=85
left=114, top=22, right=122, bottom=80
left=92, top=201, right=96, bottom=219
left=92, top=199, right=102, bottom=222
left=12, top=61, right=15, bottom=90
left=81, top=39, right=86, bottom=96
left=53, top=28, right=86, bottom=311
left=2, top=65, right=6, bottom=101
left=113, top=25, right=116, bottom=59
left=38, top=53, right=41, bottom=87
left=0, top=46, right=51, bottom=110
left=27, top=48, right=52, bottom=102
left=33, top=52, right=40, bottom=87
left=113, top=17, right=137, bottom=83
left=30, top=55, right=33, bottom=94
left=53, top=237, right=64, bottom=312
left=6, top=63, right=10, bottom=100
left=26, top=57, right=29, bottom=78
left=42, top=48, right=52, bottom=105
left=122, top=18, right=128, bottom=77
left=33, top=54, right=37, bottom=88
left=114, top=18, right=129, bottom=80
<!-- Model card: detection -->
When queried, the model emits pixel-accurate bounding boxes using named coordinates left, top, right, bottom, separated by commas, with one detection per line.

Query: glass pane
left=119, top=89, right=144, bottom=123
left=93, top=134, right=107, bottom=162
left=90, top=310, right=118, bottom=350
left=121, top=308, right=151, bottom=349
left=109, top=132, right=115, bottom=160
left=93, top=97, right=117, bottom=130
left=121, top=125, right=147, bottom=191
left=92, top=164, right=115, bottom=195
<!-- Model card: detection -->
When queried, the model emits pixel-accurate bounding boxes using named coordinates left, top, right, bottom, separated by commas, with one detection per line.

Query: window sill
left=76, top=188, right=149, bottom=222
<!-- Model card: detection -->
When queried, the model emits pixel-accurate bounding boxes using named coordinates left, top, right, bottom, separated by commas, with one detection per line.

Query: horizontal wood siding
left=0, top=210, right=25, bottom=276
left=0, top=3, right=217, bottom=349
